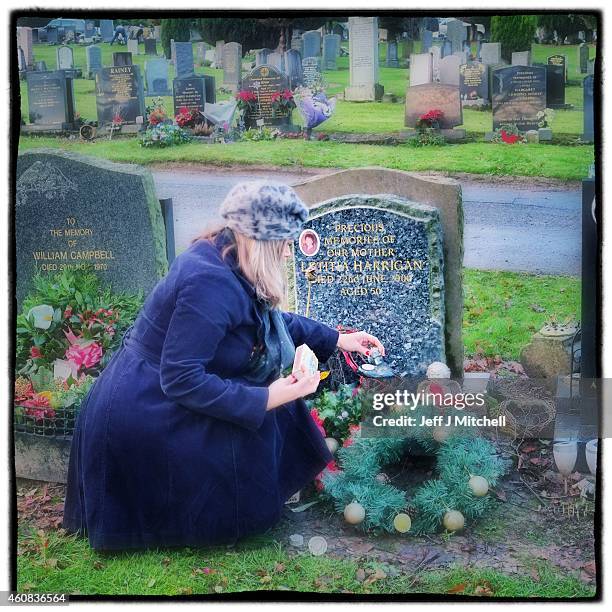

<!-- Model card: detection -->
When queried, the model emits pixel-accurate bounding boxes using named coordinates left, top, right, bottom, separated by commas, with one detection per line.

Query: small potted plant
left=234, top=90, right=258, bottom=114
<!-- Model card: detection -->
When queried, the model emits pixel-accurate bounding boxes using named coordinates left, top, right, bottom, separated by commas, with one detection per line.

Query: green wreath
left=320, top=429, right=508, bottom=535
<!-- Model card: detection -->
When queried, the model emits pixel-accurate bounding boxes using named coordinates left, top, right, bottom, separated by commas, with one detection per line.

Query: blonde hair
left=194, top=226, right=289, bottom=309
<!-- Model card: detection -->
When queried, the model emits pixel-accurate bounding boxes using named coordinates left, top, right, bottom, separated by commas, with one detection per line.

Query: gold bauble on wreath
left=468, top=475, right=489, bottom=497
left=344, top=501, right=366, bottom=525
left=443, top=510, right=465, bottom=532
left=393, top=513, right=412, bottom=533
left=325, top=437, right=339, bottom=454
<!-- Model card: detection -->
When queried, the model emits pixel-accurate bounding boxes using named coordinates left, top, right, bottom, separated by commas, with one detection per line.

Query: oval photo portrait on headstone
left=298, top=228, right=320, bottom=256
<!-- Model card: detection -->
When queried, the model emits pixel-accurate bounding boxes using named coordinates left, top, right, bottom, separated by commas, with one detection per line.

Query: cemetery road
left=153, top=169, right=581, bottom=276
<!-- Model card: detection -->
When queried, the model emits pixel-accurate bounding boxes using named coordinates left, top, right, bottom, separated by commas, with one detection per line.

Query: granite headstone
left=56, top=45, right=74, bottom=70
left=583, top=74, right=594, bottom=142
left=579, top=43, right=588, bottom=74
left=267, top=52, right=284, bottom=73
left=405, top=83, right=463, bottom=128
left=15, top=149, right=168, bottom=304
left=492, top=65, right=546, bottom=131
left=222, top=42, right=242, bottom=92
left=446, top=19, right=467, bottom=54
left=25, top=71, right=76, bottom=131
left=323, top=34, right=340, bottom=70
left=345, top=16, right=383, bottom=101
left=303, top=30, right=321, bottom=59
left=409, top=53, right=433, bottom=86
left=127, top=38, right=139, bottom=57
left=95, top=65, right=146, bottom=127
left=174, top=42, right=194, bottom=78
left=17, top=27, right=34, bottom=70
left=385, top=40, right=400, bottom=68
left=85, top=45, right=102, bottom=79
left=302, top=57, right=322, bottom=89
left=293, top=194, right=445, bottom=375
left=215, top=40, right=224, bottom=68
left=284, top=49, right=303, bottom=88
left=421, top=30, right=433, bottom=53
left=545, top=64, right=565, bottom=107
left=145, top=58, right=171, bottom=96
left=241, top=65, right=291, bottom=128
left=511, top=50, right=531, bottom=66
left=100, top=20, right=114, bottom=43
left=173, top=76, right=206, bottom=115
left=439, top=54, right=461, bottom=86
left=480, top=42, right=501, bottom=65
left=113, top=52, right=133, bottom=67
left=144, top=38, right=158, bottom=56
left=459, top=62, right=488, bottom=106
left=255, top=48, right=272, bottom=67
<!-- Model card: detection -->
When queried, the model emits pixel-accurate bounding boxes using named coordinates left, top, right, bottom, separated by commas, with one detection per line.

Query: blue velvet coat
left=63, top=233, right=338, bottom=551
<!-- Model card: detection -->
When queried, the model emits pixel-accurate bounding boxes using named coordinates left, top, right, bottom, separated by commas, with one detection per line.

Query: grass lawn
left=18, top=136, right=594, bottom=180
left=462, top=269, right=580, bottom=359
left=17, top=523, right=593, bottom=597
left=20, top=42, right=596, bottom=141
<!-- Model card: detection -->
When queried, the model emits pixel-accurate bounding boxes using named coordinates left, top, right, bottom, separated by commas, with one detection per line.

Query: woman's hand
left=266, top=373, right=321, bottom=410
left=337, top=331, right=385, bottom=357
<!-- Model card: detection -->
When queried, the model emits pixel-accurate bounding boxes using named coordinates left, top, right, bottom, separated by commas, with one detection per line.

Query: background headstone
left=202, top=75, right=216, bottom=104
left=291, top=35, right=304, bottom=56
left=100, top=20, right=114, bottom=43
left=15, top=149, right=168, bottom=304
left=222, top=42, right=242, bottom=92
left=174, top=42, right=194, bottom=79
left=145, top=58, right=171, bottom=96
left=492, top=65, right=546, bottom=131
left=409, top=53, right=433, bottom=86
left=459, top=62, right=488, bottom=106
left=25, top=71, right=76, bottom=131
left=545, top=64, right=565, bottom=107
left=579, top=43, right=589, bottom=73
left=215, top=40, right=224, bottom=68
left=127, top=38, right=139, bottom=57
left=303, top=30, right=321, bottom=59
left=267, top=52, right=284, bottom=73
left=582, top=75, right=594, bottom=142
left=344, top=16, right=383, bottom=101
left=439, top=54, right=461, bottom=86
left=18, top=48, right=26, bottom=72
left=17, top=27, right=34, bottom=70
left=442, top=39, right=452, bottom=58
left=431, top=45, right=442, bottom=81
left=547, top=54, right=567, bottom=81
left=405, top=83, right=463, bottom=129
left=323, top=34, right=341, bottom=70
left=284, top=49, right=303, bottom=88
left=56, top=45, right=74, bottom=71
left=144, top=38, right=158, bottom=56
left=241, top=65, right=291, bottom=128
left=83, top=20, right=96, bottom=42
left=113, top=52, right=133, bottom=67
left=293, top=194, right=446, bottom=375
left=85, top=45, right=102, bottom=79
left=446, top=19, right=467, bottom=54
left=421, top=30, right=433, bottom=52
left=46, top=27, right=59, bottom=45
left=385, top=40, right=400, bottom=68
left=302, top=56, right=322, bottom=89
left=173, top=76, right=206, bottom=115
left=511, top=50, right=531, bottom=66
left=95, top=65, right=145, bottom=127
left=255, top=48, right=271, bottom=67
left=480, top=42, right=501, bottom=65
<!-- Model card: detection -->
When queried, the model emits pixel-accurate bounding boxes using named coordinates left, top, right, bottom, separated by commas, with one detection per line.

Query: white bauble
left=393, top=513, right=412, bottom=533
left=469, top=475, right=489, bottom=497
left=325, top=438, right=339, bottom=454
left=344, top=501, right=366, bottom=525
left=426, top=361, right=451, bottom=379
left=443, top=510, right=465, bottom=532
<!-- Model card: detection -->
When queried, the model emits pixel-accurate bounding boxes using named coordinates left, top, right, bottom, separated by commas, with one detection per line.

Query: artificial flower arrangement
left=234, top=90, right=258, bottom=113
left=146, top=97, right=168, bottom=127
left=14, top=269, right=143, bottom=431
left=174, top=106, right=202, bottom=129
left=270, top=89, right=296, bottom=117
left=494, top=123, right=525, bottom=144
left=415, top=109, right=444, bottom=132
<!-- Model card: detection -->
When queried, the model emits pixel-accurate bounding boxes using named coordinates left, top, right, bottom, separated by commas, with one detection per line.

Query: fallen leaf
left=448, top=582, right=466, bottom=594
left=147, top=578, right=156, bottom=588
left=274, top=563, right=285, bottom=573
left=355, top=568, right=366, bottom=582
left=161, top=557, right=171, bottom=567
left=363, top=568, right=387, bottom=586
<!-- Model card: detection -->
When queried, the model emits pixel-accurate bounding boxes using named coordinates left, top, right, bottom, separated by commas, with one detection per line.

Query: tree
left=160, top=18, right=192, bottom=59
left=490, top=15, right=537, bottom=62
left=537, top=14, right=585, bottom=42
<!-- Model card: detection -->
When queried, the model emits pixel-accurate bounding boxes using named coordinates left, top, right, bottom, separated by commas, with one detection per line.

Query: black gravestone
left=15, top=149, right=168, bottom=304
left=545, top=64, right=565, bottom=108
left=203, top=75, right=216, bottom=104
left=95, top=66, right=145, bottom=127
left=113, top=52, right=133, bottom=67
left=459, top=62, right=488, bottom=105
left=25, top=70, right=77, bottom=131
left=144, top=38, right=158, bottom=56
left=547, top=54, right=567, bottom=81
left=492, top=65, right=546, bottom=131
left=173, top=76, right=206, bottom=114
left=241, top=65, right=291, bottom=128
left=583, top=75, right=594, bottom=143
left=293, top=194, right=445, bottom=376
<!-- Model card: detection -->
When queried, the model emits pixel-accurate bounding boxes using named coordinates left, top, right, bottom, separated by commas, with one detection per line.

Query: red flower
left=235, top=90, right=257, bottom=102
left=30, top=346, right=42, bottom=359
left=270, top=92, right=281, bottom=103
left=281, top=89, right=294, bottom=101
left=310, top=408, right=326, bottom=437
left=64, top=305, right=73, bottom=319
left=21, top=394, right=56, bottom=422
left=500, top=129, right=521, bottom=144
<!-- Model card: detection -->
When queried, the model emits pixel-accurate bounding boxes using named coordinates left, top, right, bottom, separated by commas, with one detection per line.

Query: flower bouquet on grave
left=174, top=106, right=202, bottom=129
left=234, top=90, right=258, bottom=114
left=146, top=97, right=169, bottom=127
left=270, top=89, right=296, bottom=118
left=415, top=109, right=444, bottom=132
left=493, top=123, right=525, bottom=144
left=14, top=269, right=143, bottom=435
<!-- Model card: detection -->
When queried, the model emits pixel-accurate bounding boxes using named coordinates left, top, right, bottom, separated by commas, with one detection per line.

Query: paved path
left=153, top=169, right=581, bottom=276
